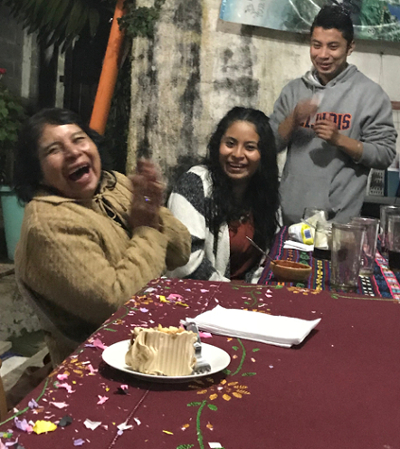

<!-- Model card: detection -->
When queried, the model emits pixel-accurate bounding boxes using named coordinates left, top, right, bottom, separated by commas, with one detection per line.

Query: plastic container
left=0, top=186, right=24, bottom=261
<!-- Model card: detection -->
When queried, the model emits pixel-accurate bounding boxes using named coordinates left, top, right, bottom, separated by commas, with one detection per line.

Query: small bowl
left=270, top=259, right=312, bottom=282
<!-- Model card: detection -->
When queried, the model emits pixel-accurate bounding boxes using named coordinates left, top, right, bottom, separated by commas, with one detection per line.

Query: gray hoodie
left=270, top=64, right=397, bottom=224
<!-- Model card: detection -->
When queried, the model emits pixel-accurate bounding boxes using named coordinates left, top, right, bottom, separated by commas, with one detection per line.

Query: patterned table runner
left=258, top=227, right=400, bottom=300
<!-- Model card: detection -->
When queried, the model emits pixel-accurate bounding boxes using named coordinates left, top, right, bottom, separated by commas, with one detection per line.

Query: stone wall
left=128, top=0, right=400, bottom=177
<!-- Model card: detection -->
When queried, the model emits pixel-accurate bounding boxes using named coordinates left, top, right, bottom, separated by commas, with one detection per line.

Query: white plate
left=102, top=340, right=231, bottom=383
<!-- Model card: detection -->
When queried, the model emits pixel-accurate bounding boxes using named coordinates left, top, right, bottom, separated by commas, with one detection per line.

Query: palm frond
left=2, top=0, right=115, bottom=49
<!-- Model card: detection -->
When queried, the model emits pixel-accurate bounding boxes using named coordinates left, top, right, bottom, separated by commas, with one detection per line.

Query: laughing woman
left=167, top=107, right=280, bottom=283
left=14, top=108, right=191, bottom=365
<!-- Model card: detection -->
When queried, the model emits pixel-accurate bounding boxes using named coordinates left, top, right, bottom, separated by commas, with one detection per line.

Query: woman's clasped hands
left=129, top=158, right=165, bottom=231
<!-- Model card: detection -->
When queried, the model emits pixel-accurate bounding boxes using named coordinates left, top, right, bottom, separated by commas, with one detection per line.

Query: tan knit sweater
left=15, top=171, right=191, bottom=365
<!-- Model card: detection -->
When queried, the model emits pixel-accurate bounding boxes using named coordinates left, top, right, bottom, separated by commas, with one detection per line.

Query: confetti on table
left=56, top=382, right=75, bottom=394
left=199, top=332, right=212, bottom=338
left=57, top=373, right=69, bottom=381
left=86, top=364, right=97, bottom=375
left=73, top=438, right=85, bottom=446
left=58, top=415, right=73, bottom=427
left=159, top=295, right=168, bottom=303
left=50, top=401, right=68, bottom=409
left=209, top=443, right=223, bottom=448
left=175, top=302, right=189, bottom=308
left=117, top=421, right=133, bottom=431
left=84, top=419, right=102, bottom=430
left=32, top=420, right=57, bottom=434
left=28, top=399, right=39, bottom=409
left=8, top=443, right=25, bottom=449
left=97, top=396, right=109, bottom=405
left=162, top=430, right=173, bottom=435
left=92, top=338, right=107, bottom=350
left=167, top=293, right=184, bottom=301
left=14, top=418, right=33, bottom=434
left=0, top=432, right=13, bottom=439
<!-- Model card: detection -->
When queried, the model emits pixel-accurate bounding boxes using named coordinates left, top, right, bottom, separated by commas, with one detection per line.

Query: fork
left=186, top=322, right=211, bottom=374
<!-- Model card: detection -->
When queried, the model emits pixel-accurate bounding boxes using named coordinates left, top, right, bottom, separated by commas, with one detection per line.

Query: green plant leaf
left=207, top=404, right=218, bottom=411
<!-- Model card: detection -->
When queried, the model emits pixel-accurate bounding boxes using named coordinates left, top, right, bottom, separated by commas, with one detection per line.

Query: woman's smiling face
left=219, top=120, right=261, bottom=185
left=38, top=123, right=102, bottom=200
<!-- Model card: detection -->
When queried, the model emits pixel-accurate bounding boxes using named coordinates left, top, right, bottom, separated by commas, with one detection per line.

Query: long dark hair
left=14, top=108, right=109, bottom=203
left=205, top=107, right=279, bottom=251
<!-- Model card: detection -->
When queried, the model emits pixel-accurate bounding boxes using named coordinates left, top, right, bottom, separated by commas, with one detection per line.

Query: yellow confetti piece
left=182, top=424, right=190, bottom=429
left=163, top=430, right=173, bottom=435
left=106, top=387, right=110, bottom=392
left=159, top=296, right=168, bottom=303
left=206, top=422, right=214, bottom=430
left=72, top=381, right=76, bottom=384
left=33, top=420, right=57, bottom=434
left=209, top=394, right=218, bottom=401
left=175, top=302, right=189, bottom=308
left=222, top=394, right=231, bottom=401
left=196, top=389, right=207, bottom=395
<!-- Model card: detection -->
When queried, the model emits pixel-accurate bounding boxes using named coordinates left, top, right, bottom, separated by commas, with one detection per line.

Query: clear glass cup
left=387, top=214, right=400, bottom=273
left=350, top=217, right=379, bottom=276
left=302, top=208, right=328, bottom=222
left=313, top=221, right=332, bottom=260
left=331, top=222, right=365, bottom=292
left=379, top=205, right=400, bottom=255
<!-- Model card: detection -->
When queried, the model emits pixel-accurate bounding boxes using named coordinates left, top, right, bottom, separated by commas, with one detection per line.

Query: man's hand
left=278, top=98, right=319, bottom=142
left=313, top=118, right=340, bottom=145
left=293, top=99, right=319, bottom=126
left=313, top=118, right=363, bottom=161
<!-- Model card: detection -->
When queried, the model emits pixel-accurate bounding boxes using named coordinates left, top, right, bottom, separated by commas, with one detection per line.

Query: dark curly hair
left=311, top=4, right=354, bottom=45
left=204, top=107, right=280, bottom=252
left=14, top=108, right=110, bottom=203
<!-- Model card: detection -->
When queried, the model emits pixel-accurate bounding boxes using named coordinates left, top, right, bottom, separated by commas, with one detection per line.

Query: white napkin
left=186, top=305, right=321, bottom=348
left=283, top=240, right=314, bottom=252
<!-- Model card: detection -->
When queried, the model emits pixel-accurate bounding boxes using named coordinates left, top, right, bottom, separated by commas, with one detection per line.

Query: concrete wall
left=128, top=0, right=400, bottom=175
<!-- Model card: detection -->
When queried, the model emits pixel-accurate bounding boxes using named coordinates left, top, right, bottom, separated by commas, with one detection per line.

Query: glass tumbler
left=350, top=217, right=379, bottom=276
left=379, top=205, right=400, bottom=255
left=331, top=222, right=365, bottom=292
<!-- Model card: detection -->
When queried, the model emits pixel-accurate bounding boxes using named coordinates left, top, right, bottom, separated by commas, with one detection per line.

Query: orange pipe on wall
left=89, top=0, right=126, bottom=134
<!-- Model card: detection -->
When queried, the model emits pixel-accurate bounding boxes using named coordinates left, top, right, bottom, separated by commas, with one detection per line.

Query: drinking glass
left=379, top=205, right=400, bottom=255
left=302, top=208, right=328, bottom=222
left=387, top=214, right=400, bottom=273
left=313, top=221, right=332, bottom=260
left=350, top=217, right=379, bottom=276
left=331, top=222, right=365, bottom=291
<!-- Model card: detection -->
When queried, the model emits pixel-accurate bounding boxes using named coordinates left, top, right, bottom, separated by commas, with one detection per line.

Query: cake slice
left=125, top=325, right=197, bottom=376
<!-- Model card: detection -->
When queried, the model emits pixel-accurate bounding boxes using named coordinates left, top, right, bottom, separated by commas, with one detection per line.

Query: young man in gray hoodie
left=270, top=5, right=397, bottom=225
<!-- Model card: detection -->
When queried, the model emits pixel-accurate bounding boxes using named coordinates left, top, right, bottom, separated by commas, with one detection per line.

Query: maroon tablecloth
left=1, top=278, right=400, bottom=449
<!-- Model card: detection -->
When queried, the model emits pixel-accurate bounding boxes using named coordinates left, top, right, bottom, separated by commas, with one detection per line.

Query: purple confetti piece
left=28, top=399, right=39, bottom=409
left=139, top=308, right=149, bottom=313
left=73, top=439, right=85, bottom=446
left=13, top=418, right=32, bottom=434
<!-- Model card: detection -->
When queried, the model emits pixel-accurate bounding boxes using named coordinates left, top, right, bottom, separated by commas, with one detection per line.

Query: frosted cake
left=125, top=325, right=197, bottom=376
